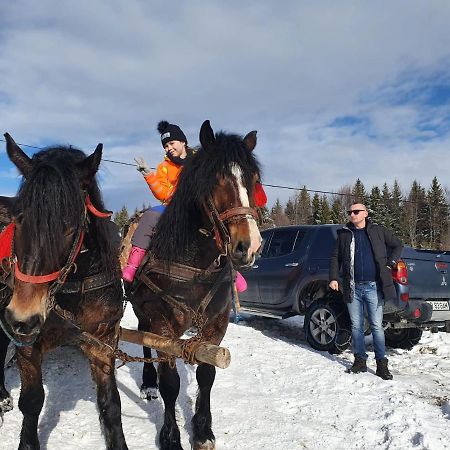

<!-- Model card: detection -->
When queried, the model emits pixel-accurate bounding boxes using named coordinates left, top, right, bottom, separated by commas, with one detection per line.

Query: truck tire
left=384, top=328, right=423, bottom=350
left=304, top=298, right=351, bottom=354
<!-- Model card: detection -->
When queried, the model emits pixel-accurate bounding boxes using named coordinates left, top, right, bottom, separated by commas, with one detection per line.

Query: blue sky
left=2, top=0, right=450, bottom=213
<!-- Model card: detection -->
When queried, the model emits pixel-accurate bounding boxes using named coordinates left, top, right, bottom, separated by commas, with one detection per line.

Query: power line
left=0, top=137, right=431, bottom=203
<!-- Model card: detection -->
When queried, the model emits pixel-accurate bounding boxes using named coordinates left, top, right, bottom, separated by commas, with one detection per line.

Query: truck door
left=238, top=229, right=272, bottom=304
left=255, top=228, right=307, bottom=306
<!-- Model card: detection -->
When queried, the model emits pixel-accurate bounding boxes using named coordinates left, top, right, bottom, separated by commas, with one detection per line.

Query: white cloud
left=1, top=1, right=450, bottom=211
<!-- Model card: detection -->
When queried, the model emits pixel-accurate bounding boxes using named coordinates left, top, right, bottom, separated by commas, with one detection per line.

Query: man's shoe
left=376, top=358, right=393, bottom=380
left=347, top=355, right=367, bottom=374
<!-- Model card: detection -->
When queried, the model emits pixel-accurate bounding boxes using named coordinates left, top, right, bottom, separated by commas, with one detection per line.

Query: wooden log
left=119, top=327, right=231, bottom=369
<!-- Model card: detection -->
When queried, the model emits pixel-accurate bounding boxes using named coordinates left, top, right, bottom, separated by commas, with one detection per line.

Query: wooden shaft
left=119, top=327, right=231, bottom=369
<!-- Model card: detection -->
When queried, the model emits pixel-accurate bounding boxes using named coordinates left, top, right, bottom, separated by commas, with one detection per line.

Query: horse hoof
left=140, top=385, right=158, bottom=400
left=193, top=439, right=215, bottom=450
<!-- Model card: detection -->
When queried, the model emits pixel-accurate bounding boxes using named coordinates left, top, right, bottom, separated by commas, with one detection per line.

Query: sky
left=1, top=1, right=450, bottom=213
left=3, top=308, right=450, bottom=449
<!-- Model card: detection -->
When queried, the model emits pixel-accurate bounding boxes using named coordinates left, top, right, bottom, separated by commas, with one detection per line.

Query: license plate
left=427, top=300, right=450, bottom=311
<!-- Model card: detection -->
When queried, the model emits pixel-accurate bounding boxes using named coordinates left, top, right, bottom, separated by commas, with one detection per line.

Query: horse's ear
left=243, top=130, right=257, bottom=152
left=4, top=133, right=33, bottom=178
left=199, top=120, right=215, bottom=152
left=77, top=143, right=103, bottom=187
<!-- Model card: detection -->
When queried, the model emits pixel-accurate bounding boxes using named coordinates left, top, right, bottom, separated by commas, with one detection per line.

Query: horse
left=0, top=134, right=128, bottom=449
left=130, top=120, right=262, bottom=450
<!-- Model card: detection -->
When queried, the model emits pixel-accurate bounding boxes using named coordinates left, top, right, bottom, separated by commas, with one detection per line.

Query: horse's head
left=199, top=121, right=263, bottom=267
left=2, top=133, right=103, bottom=343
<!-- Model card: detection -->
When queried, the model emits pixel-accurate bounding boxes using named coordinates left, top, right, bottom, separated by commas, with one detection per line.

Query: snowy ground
left=2, top=304, right=450, bottom=450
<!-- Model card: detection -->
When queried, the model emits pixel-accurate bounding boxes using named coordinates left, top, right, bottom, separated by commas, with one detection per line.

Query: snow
left=2, top=305, right=450, bottom=449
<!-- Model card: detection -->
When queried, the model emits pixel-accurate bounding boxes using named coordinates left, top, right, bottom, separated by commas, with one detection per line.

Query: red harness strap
left=85, top=195, right=112, bottom=218
left=11, top=196, right=109, bottom=285
left=14, top=229, right=85, bottom=284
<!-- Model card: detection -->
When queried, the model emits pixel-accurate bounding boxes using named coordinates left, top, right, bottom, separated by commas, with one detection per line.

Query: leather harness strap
left=139, top=260, right=231, bottom=318
left=59, top=271, right=119, bottom=295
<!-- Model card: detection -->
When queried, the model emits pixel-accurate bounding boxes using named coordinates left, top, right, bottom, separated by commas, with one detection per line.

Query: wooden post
left=119, top=327, right=231, bottom=369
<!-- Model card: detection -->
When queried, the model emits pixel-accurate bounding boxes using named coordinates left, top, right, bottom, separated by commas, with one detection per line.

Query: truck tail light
left=400, top=292, right=409, bottom=302
left=392, top=260, right=408, bottom=285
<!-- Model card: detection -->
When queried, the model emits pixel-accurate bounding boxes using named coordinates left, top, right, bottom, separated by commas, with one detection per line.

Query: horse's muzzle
left=4, top=308, right=43, bottom=340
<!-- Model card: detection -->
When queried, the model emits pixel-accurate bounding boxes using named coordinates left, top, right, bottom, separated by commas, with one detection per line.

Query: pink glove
left=235, top=271, right=247, bottom=293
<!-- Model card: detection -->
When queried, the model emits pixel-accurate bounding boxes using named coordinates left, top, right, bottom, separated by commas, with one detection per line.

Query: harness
left=134, top=197, right=257, bottom=361
left=0, top=195, right=117, bottom=345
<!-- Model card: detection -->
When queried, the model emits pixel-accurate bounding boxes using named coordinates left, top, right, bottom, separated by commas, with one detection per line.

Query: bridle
left=205, top=195, right=258, bottom=257
left=11, top=194, right=111, bottom=295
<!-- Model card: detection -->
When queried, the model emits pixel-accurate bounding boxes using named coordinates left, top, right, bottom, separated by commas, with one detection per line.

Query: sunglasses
left=347, top=209, right=365, bottom=216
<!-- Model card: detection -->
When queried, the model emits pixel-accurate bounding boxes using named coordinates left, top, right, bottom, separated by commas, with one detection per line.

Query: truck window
left=266, top=229, right=299, bottom=258
left=258, top=230, right=272, bottom=258
left=309, top=228, right=337, bottom=259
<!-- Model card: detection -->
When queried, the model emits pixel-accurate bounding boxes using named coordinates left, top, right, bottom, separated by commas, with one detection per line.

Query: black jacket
left=329, top=220, right=403, bottom=303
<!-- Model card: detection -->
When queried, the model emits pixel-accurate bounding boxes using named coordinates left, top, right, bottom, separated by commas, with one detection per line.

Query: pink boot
left=122, top=246, right=147, bottom=283
left=235, top=271, right=247, bottom=293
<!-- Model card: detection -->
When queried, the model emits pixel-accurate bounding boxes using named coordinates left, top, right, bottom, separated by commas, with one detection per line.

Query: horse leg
left=16, top=346, right=45, bottom=449
left=0, top=327, right=13, bottom=426
left=158, top=360, right=183, bottom=450
left=138, top=320, right=158, bottom=400
left=81, top=344, right=128, bottom=450
left=192, top=364, right=216, bottom=450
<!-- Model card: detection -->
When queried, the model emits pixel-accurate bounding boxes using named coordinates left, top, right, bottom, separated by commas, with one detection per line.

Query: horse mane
left=150, top=131, right=261, bottom=263
left=12, top=146, right=118, bottom=273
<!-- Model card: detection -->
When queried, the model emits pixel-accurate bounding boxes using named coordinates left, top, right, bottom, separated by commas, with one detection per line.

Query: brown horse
left=0, top=134, right=128, bottom=449
left=130, top=120, right=262, bottom=450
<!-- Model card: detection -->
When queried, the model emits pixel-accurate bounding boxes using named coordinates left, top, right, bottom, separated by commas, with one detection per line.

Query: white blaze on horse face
left=231, top=164, right=262, bottom=258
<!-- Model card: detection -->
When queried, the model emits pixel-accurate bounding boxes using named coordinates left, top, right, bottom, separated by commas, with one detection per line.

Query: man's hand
left=329, top=280, right=339, bottom=291
left=134, top=157, right=151, bottom=176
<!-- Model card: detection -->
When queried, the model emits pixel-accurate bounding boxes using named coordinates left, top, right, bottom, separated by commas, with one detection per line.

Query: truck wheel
left=384, top=328, right=423, bottom=350
left=304, top=299, right=351, bottom=354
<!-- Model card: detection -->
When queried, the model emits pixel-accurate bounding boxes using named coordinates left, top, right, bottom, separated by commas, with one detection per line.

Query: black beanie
left=157, top=120, right=187, bottom=147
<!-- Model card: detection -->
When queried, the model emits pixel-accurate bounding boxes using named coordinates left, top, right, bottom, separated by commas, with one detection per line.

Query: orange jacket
left=144, top=157, right=183, bottom=204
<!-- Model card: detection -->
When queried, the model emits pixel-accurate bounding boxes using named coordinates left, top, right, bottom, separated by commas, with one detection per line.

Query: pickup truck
left=239, top=224, right=447, bottom=353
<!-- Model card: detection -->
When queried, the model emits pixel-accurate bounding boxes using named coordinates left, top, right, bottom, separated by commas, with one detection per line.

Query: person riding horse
left=122, top=121, right=194, bottom=286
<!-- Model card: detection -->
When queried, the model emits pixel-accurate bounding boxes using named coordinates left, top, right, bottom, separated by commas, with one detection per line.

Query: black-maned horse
left=131, top=120, right=262, bottom=450
left=0, top=134, right=128, bottom=449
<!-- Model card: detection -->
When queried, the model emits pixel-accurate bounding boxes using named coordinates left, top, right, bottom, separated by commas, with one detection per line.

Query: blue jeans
left=347, top=281, right=385, bottom=360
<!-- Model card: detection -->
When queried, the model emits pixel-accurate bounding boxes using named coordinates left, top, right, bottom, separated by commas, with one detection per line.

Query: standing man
left=329, top=203, right=403, bottom=380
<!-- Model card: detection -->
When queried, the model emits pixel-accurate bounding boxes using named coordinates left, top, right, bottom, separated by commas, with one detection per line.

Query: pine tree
left=319, top=195, right=332, bottom=224
left=330, top=197, right=345, bottom=224
left=352, top=179, right=367, bottom=204
left=403, top=180, right=427, bottom=248
left=390, top=180, right=403, bottom=236
left=113, top=206, right=130, bottom=234
left=380, top=183, right=392, bottom=229
left=368, top=186, right=383, bottom=225
left=284, top=199, right=296, bottom=224
left=427, top=177, right=449, bottom=249
left=270, top=199, right=290, bottom=226
left=311, top=193, right=321, bottom=224
left=297, top=187, right=312, bottom=224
